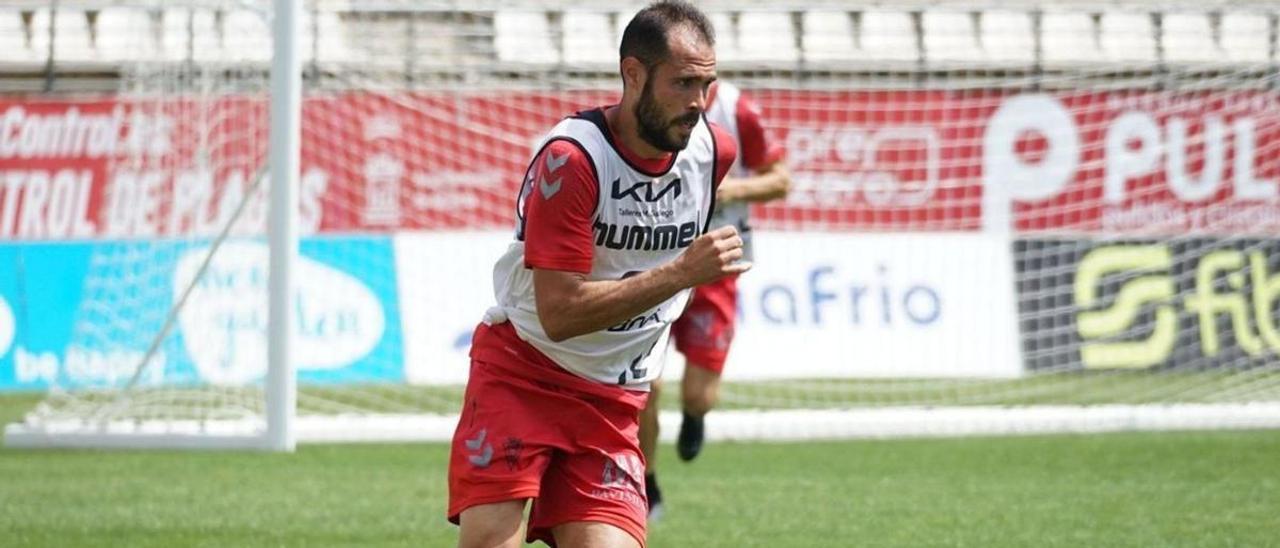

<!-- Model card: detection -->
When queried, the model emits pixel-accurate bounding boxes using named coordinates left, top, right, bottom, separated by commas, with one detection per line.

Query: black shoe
left=676, top=412, right=705, bottom=462
left=645, top=472, right=664, bottom=522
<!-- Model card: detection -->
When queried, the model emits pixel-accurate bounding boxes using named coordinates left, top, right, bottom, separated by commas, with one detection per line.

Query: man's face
left=633, top=26, right=717, bottom=152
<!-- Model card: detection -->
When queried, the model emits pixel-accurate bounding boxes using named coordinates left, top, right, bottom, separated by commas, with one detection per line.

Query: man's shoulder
left=537, top=137, right=591, bottom=161
left=540, top=111, right=609, bottom=160
left=553, top=107, right=608, bottom=138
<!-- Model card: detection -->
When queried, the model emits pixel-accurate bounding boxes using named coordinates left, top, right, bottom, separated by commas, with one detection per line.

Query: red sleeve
left=735, top=94, right=785, bottom=171
left=522, top=139, right=598, bottom=274
left=710, top=123, right=738, bottom=188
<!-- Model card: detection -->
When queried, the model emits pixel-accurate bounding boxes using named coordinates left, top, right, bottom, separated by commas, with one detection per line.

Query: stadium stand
left=1161, top=12, right=1220, bottom=64
left=980, top=10, right=1036, bottom=63
left=799, top=10, right=857, bottom=63
left=857, top=10, right=920, bottom=64
left=561, top=10, right=614, bottom=66
left=1040, top=12, right=1102, bottom=65
left=1222, top=13, right=1273, bottom=63
left=923, top=11, right=982, bottom=65
left=1100, top=11, right=1158, bottom=63
left=0, top=1, right=1276, bottom=93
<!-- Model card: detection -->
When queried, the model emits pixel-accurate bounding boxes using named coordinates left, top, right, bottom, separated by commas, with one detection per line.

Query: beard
left=635, top=79, right=700, bottom=153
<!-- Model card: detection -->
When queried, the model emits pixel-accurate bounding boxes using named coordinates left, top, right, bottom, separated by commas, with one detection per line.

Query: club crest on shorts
left=594, top=452, right=645, bottom=508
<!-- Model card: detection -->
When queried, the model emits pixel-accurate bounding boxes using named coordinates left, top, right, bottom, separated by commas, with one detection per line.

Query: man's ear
left=620, top=57, right=648, bottom=93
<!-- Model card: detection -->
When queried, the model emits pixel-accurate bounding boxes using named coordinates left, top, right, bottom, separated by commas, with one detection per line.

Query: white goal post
left=4, top=1, right=1280, bottom=450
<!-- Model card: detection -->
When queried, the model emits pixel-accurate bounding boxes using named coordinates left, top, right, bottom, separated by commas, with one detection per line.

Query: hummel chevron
left=539, top=175, right=562, bottom=199
left=465, top=429, right=493, bottom=468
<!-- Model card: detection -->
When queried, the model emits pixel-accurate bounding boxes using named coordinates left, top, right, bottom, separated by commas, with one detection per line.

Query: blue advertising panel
left=0, top=237, right=403, bottom=391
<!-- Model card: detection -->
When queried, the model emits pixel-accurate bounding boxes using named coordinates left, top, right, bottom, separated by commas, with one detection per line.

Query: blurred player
left=638, top=80, right=791, bottom=520
left=447, top=2, right=742, bottom=547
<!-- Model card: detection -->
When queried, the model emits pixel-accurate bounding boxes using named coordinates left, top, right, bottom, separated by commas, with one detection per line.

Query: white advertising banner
left=395, top=231, right=512, bottom=384
left=723, top=232, right=1020, bottom=380
left=396, top=231, right=1021, bottom=384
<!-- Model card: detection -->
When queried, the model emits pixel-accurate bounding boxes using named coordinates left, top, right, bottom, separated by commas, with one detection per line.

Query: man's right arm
left=534, top=226, right=749, bottom=342
left=520, top=139, right=749, bottom=342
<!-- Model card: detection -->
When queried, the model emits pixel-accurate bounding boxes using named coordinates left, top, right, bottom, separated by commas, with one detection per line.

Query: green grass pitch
left=3, top=395, right=1279, bottom=547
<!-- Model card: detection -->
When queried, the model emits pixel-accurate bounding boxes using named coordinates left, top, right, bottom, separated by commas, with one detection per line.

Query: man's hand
left=673, top=225, right=752, bottom=287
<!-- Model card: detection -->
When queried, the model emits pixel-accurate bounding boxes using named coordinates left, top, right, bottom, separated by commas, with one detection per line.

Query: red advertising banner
left=1, top=90, right=1276, bottom=239
left=988, top=92, right=1280, bottom=234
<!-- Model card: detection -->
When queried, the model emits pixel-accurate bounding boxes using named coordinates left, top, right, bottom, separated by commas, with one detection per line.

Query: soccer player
left=447, top=2, right=742, bottom=547
left=638, top=80, right=791, bottom=520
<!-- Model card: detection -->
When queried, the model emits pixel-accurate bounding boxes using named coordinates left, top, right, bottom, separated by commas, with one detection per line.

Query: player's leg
left=528, top=396, right=648, bottom=547
left=552, top=521, right=643, bottom=548
left=448, top=349, right=552, bottom=545
left=671, top=276, right=738, bottom=462
left=680, top=362, right=722, bottom=416
left=457, top=500, right=528, bottom=548
left=637, top=377, right=664, bottom=520
left=531, top=449, right=648, bottom=547
left=676, top=363, right=722, bottom=461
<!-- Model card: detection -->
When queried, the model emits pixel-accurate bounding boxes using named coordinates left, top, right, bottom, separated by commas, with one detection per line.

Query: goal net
left=4, top=1, right=1280, bottom=449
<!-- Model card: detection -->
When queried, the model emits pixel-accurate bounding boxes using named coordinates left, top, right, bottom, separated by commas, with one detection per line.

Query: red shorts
left=671, top=274, right=738, bottom=374
left=448, top=322, right=649, bottom=547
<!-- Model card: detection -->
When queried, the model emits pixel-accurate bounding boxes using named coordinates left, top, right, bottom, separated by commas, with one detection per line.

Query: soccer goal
left=5, top=1, right=1280, bottom=450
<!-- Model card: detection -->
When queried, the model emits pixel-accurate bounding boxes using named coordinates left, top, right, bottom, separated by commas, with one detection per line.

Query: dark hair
left=619, top=0, right=715, bottom=70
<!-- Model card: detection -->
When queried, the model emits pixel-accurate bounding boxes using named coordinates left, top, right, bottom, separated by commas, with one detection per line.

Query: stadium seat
left=859, top=10, right=919, bottom=62
left=223, top=9, right=271, bottom=63
left=0, top=10, right=39, bottom=64
left=1041, top=12, right=1103, bottom=64
left=53, top=9, right=96, bottom=63
left=158, top=8, right=190, bottom=61
left=340, top=12, right=409, bottom=70
left=30, top=9, right=52, bottom=56
left=494, top=10, right=558, bottom=64
left=1100, top=11, right=1157, bottom=63
left=1161, top=13, right=1221, bottom=64
left=296, top=10, right=354, bottom=65
left=188, top=9, right=225, bottom=63
left=980, top=10, right=1035, bottom=63
left=736, top=12, right=798, bottom=63
left=708, top=12, right=744, bottom=63
left=613, top=8, right=638, bottom=46
left=800, top=10, right=856, bottom=62
left=562, top=11, right=614, bottom=65
left=923, top=11, right=982, bottom=64
left=1221, top=13, right=1272, bottom=62
left=297, top=10, right=316, bottom=64
left=97, top=8, right=159, bottom=63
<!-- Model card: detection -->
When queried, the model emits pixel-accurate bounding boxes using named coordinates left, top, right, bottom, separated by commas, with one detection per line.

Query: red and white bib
left=703, top=81, right=786, bottom=263
left=489, top=108, right=732, bottom=389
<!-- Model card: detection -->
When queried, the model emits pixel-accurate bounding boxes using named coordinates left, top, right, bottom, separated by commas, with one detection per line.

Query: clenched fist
left=673, top=225, right=752, bottom=287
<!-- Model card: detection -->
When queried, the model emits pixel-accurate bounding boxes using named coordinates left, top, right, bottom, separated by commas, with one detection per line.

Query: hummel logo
left=539, top=175, right=562, bottom=199
left=465, top=428, right=486, bottom=450
left=466, top=429, right=493, bottom=468
left=546, top=152, right=569, bottom=173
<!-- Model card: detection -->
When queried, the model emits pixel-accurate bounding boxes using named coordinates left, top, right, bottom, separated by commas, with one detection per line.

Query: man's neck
left=605, top=104, right=669, bottom=160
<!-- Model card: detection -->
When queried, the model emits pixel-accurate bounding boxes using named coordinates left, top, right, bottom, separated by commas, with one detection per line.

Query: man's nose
left=689, top=87, right=707, bottom=112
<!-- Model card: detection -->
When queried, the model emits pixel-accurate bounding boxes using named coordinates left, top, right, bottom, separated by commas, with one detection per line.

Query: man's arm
left=528, top=125, right=744, bottom=342
left=534, top=226, right=749, bottom=342
left=716, top=161, right=791, bottom=204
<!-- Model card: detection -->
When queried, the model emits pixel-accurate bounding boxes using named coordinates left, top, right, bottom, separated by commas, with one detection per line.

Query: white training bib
left=490, top=109, right=721, bottom=389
